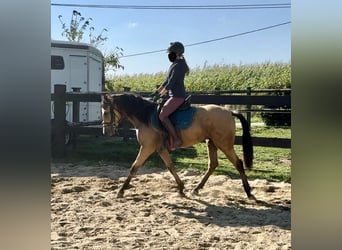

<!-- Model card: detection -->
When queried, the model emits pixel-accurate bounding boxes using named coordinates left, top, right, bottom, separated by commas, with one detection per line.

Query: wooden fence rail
left=51, top=84, right=291, bottom=158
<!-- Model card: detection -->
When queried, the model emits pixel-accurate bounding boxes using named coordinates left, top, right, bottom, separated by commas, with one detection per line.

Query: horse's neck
left=127, top=116, right=143, bottom=129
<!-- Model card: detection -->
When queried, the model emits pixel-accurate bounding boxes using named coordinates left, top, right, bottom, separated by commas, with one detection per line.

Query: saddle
left=150, top=95, right=196, bottom=131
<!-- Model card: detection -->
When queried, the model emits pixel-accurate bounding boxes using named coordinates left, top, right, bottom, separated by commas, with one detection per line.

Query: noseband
left=102, top=105, right=122, bottom=129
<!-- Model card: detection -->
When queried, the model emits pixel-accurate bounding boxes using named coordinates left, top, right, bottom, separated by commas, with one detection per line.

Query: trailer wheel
left=51, top=119, right=73, bottom=146
left=64, top=124, right=72, bottom=145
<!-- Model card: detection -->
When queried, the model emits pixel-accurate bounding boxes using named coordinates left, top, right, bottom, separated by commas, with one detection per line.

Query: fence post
left=54, top=84, right=66, bottom=158
left=71, top=87, right=81, bottom=149
left=123, top=86, right=131, bottom=92
left=246, top=87, right=251, bottom=125
left=72, top=87, right=81, bottom=123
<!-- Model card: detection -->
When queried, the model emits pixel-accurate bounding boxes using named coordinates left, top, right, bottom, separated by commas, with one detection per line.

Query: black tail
left=232, top=111, right=253, bottom=170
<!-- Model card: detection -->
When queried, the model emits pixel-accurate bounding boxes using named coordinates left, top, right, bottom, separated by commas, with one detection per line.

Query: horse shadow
left=164, top=197, right=291, bottom=230
left=51, top=134, right=200, bottom=178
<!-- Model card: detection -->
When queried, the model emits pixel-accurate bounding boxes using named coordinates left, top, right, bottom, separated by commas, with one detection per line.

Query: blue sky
left=51, top=0, right=291, bottom=76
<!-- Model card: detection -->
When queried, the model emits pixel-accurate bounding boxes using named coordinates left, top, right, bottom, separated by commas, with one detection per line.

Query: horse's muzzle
left=102, top=124, right=115, bottom=137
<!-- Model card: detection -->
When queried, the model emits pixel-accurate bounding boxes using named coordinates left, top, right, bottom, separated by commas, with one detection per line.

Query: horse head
left=101, top=94, right=122, bottom=136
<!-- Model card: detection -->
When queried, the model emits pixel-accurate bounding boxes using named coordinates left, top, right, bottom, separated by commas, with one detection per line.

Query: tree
left=58, top=10, right=124, bottom=73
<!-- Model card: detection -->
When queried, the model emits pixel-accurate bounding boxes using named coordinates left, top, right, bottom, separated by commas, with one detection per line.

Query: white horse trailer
left=51, top=40, right=104, bottom=123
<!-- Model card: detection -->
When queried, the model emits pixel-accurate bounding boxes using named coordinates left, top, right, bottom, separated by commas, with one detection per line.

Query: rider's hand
left=159, top=87, right=167, bottom=96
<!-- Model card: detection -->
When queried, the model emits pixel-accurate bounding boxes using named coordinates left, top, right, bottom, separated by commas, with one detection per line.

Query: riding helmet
left=167, top=42, right=185, bottom=54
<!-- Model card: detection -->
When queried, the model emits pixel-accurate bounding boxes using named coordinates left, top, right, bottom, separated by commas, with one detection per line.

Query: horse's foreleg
left=192, top=139, right=218, bottom=195
left=158, top=149, right=185, bottom=196
left=117, top=146, right=153, bottom=198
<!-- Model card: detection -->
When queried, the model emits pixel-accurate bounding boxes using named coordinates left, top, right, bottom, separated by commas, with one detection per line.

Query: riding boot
left=161, top=117, right=182, bottom=150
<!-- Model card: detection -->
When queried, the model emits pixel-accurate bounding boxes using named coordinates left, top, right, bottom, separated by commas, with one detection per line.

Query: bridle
left=102, top=104, right=122, bottom=129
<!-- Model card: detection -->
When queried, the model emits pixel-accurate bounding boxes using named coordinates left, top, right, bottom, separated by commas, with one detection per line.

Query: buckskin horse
left=101, top=93, right=254, bottom=199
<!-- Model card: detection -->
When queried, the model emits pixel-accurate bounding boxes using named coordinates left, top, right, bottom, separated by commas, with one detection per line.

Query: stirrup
left=169, top=136, right=181, bottom=151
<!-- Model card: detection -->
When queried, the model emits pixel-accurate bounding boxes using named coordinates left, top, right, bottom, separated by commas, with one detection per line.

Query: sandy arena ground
left=51, top=163, right=291, bottom=249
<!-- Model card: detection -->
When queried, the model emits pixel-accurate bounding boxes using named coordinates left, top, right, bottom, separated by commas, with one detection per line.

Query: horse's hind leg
left=117, top=145, right=154, bottom=198
left=222, top=147, right=253, bottom=198
left=192, top=139, right=218, bottom=195
left=158, top=148, right=185, bottom=196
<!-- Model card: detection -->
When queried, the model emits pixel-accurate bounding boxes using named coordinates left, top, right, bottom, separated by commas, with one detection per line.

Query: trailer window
left=51, top=55, right=65, bottom=70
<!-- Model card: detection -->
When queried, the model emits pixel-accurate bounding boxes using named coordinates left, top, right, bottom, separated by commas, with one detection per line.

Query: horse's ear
left=102, top=94, right=112, bottom=103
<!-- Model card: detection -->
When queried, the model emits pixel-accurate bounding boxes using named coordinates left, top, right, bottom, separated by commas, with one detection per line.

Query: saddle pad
left=151, top=107, right=196, bottom=130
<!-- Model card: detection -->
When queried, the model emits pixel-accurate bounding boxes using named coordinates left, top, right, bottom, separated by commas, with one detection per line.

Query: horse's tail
left=232, top=111, right=253, bottom=170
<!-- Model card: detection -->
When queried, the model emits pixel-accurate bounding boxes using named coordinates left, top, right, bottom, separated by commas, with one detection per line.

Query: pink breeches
left=159, top=97, right=185, bottom=121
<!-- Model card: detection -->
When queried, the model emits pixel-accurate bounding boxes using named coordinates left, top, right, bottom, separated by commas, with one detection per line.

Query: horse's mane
left=113, top=93, right=157, bottom=125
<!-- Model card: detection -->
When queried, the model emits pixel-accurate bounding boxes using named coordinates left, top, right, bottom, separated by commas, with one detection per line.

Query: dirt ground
left=51, top=163, right=291, bottom=250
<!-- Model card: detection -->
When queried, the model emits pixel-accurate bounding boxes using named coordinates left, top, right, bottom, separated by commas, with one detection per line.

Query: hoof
left=248, top=194, right=257, bottom=201
left=117, top=191, right=124, bottom=198
left=191, top=189, right=199, bottom=196
left=178, top=192, right=186, bottom=198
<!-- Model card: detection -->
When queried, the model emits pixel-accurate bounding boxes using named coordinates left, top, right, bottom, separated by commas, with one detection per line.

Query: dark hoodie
left=161, top=58, right=189, bottom=98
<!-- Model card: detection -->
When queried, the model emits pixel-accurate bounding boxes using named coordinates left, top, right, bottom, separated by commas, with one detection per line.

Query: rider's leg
left=159, top=97, right=184, bottom=150
left=161, top=117, right=182, bottom=150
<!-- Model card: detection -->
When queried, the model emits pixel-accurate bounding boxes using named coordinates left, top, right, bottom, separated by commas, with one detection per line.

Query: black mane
left=113, top=93, right=157, bottom=125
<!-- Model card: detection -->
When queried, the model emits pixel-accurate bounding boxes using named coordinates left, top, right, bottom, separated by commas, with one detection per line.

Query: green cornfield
left=105, top=62, right=291, bottom=91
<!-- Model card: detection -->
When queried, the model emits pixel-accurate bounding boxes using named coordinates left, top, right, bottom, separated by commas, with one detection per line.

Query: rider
left=157, top=41, right=190, bottom=150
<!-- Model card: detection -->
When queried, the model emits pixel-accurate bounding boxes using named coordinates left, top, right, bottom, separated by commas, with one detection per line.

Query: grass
left=54, top=124, right=291, bottom=183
